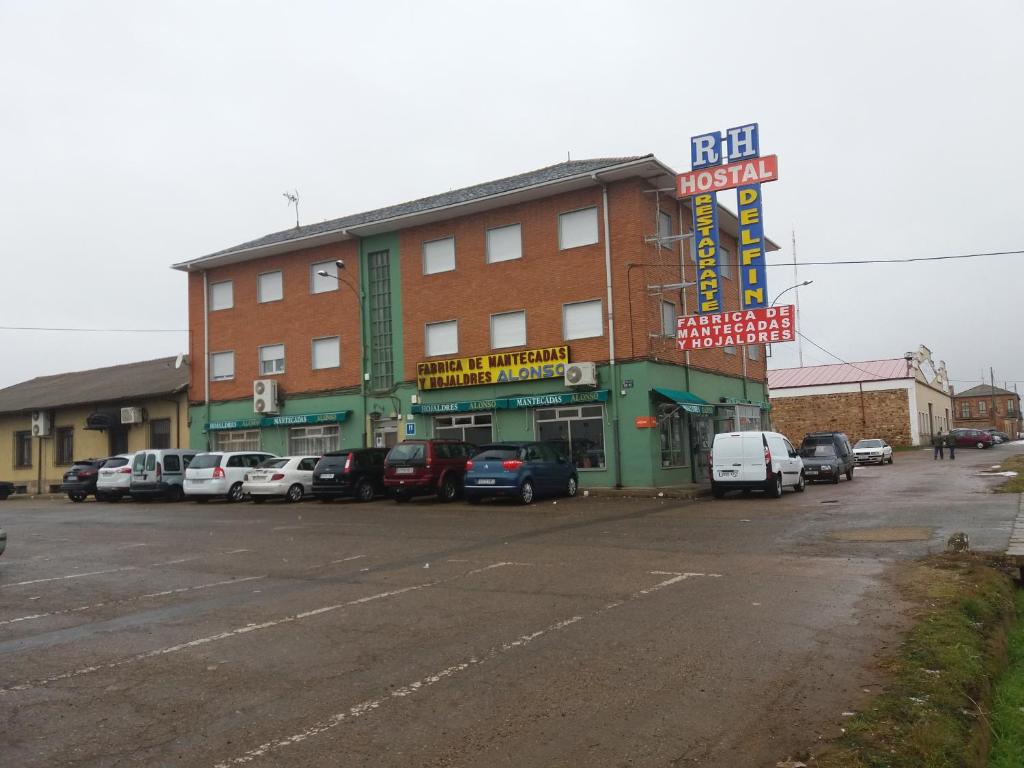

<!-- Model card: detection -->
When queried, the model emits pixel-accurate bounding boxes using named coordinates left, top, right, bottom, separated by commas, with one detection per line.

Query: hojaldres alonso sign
left=417, top=346, right=569, bottom=390
left=676, top=305, right=795, bottom=351
left=678, top=124, right=778, bottom=312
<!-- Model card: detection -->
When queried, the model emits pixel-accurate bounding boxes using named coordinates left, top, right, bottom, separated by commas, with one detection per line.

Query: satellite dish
left=174, top=353, right=184, bottom=369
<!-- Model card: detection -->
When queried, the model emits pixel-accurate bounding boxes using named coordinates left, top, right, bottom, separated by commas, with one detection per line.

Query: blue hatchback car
left=464, top=442, right=579, bottom=504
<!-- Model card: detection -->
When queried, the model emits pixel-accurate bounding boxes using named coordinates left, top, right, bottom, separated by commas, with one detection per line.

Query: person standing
left=946, top=431, right=956, bottom=460
left=933, top=430, right=945, bottom=460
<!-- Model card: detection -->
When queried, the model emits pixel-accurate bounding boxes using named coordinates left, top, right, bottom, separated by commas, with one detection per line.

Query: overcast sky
left=2, top=0, right=1021, bottom=393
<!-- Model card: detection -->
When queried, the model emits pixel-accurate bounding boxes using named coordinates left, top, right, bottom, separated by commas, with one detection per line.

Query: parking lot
left=1, top=445, right=1022, bottom=767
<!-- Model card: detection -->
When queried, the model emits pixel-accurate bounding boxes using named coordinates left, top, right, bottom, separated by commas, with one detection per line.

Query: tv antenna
left=283, top=190, right=300, bottom=228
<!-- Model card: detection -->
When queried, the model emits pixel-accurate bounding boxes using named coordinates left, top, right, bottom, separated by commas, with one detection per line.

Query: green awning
left=651, top=388, right=716, bottom=416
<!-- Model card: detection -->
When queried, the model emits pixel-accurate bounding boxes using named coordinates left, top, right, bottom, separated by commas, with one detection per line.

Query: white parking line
left=213, top=570, right=713, bottom=766
left=0, top=576, right=267, bottom=627
left=0, top=562, right=521, bottom=696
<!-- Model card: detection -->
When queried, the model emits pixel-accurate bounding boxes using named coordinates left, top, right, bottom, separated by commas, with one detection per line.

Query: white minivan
left=711, top=431, right=805, bottom=498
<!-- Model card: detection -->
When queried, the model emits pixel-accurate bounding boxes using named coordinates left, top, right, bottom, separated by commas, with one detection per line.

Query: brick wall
left=953, top=394, right=1022, bottom=434
left=770, top=388, right=912, bottom=447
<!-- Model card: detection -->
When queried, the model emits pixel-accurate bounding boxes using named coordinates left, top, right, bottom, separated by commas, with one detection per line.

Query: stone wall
left=770, top=388, right=912, bottom=447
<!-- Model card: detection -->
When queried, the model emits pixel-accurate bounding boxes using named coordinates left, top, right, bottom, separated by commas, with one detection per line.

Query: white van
left=711, top=431, right=804, bottom=498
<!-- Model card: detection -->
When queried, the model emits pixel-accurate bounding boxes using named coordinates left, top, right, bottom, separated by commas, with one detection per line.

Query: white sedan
left=242, top=456, right=320, bottom=502
left=852, top=439, right=893, bottom=465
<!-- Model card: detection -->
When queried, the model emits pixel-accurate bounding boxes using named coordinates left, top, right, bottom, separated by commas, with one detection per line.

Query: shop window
left=563, top=299, right=603, bottom=341
left=491, top=310, right=526, bottom=349
left=536, top=404, right=606, bottom=470
left=55, top=427, right=74, bottom=465
left=425, top=320, right=458, bottom=357
left=210, top=351, right=235, bottom=381
left=150, top=418, right=171, bottom=449
left=558, top=207, right=599, bottom=250
left=212, top=430, right=261, bottom=452
left=658, top=210, right=673, bottom=250
left=312, top=336, right=340, bottom=370
left=736, top=405, right=762, bottom=431
left=310, top=260, right=338, bottom=294
left=14, top=431, right=32, bottom=468
left=259, top=344, right=285, bottom=375
left=486, top=224, right=522, bottom=263
left=423, top=237, right=456, bottom=275
left=209, top=280, right=233, bottom=311
left=661, top=301, right=676, bottom=337
left=658, top=405, right=687, bottom=468
left=289, top=425, right=340, bottom=455
left=258, top=271, right=283, bottom=303
left=434, top=413, right=493, bottom=446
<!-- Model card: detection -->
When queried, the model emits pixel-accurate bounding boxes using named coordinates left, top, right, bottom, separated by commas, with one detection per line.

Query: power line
left=0, top=326, right=188, bottom=333
left=792, top=332, right=889, bottom=380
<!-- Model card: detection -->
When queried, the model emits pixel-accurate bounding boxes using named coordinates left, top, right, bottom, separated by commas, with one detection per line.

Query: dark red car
left=949, top=428, right=994, bottom=448
left=383, top=439, right=476, bottom=502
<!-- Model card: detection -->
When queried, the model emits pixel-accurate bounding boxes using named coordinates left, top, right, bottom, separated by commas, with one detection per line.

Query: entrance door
left=373, top=418, right=398, bottom=449
left=689, top=417, right=713, bottom=484
left=109, top=426, right=129, bottom=455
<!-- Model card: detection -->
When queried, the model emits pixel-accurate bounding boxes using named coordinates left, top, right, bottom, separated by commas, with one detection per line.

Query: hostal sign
left=417, top=346, right=569, bottom=391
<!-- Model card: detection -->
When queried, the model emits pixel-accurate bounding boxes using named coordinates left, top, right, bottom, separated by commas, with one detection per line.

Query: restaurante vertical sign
left=690, top=132, right=723, bottom=314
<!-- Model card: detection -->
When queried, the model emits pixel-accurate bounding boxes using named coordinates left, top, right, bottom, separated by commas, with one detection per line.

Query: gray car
left=800, top=432, right=855, bottom=481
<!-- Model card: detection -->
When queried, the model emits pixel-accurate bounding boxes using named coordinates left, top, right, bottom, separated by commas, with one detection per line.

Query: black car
left=0, top=481, right=13, bottom=501
left=800, top=432, right=855, bottom=482
left=60, top=458, right=112, bottom=502
left=312, top=448, right=388, bottom=502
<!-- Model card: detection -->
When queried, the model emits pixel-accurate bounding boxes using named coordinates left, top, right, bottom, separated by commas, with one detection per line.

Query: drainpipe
left=593, top=173, right=623, bottom=488
left=202, top=270, right=211, bottom=450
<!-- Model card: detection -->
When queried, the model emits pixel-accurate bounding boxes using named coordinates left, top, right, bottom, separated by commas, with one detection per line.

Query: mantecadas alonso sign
left=676, top=305, right=795, bottom=351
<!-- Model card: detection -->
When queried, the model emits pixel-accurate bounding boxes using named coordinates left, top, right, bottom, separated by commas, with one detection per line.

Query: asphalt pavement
left=0, top=443, right=1020, bottom=767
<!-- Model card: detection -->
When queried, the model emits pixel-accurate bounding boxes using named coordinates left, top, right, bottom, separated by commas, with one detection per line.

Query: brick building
left=767, top=346, right=953, bottom=447
left=172, top=156, right=779, bottom=488
left=952, top=384, right=1022, bottom=437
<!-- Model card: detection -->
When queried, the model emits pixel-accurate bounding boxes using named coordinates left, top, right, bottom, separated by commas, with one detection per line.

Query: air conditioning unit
left=121, top=407, right=145, bottom=425
left=253, top=379, right=279, bottom=414
left=564, top=362, right=598, bottom=388
left=31, top=410, right=51, bottom=437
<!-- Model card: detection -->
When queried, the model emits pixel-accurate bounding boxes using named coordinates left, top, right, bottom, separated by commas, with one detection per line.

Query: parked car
left=984, top=429, right=1011, bottom=444
left=800, top=443, right=847, bottom=483
left=949, top=428, right=994, bottom=449
left=0, top=524, right=5, bottom=557
left=800, top=432, right=855, bottom=481
left=464, top=442, right=578, bottom=504
left=184, top=451, right=277, bottom=502
left=852, top=438, right=893, bottom=465
left=0, top=481, right=13, bottom=501
left=130, top=449, right=199, bottom=501
left=312, top=448, right=388, bottom=502
left=710, top=431, right=804, bottom=498
left=60, top=458, right=114, bottom=502
left=383, top=439, right=476, bottom=503
left=242, top=456, right=319, bottom=502
left=95, top=454, right=136, bottom=501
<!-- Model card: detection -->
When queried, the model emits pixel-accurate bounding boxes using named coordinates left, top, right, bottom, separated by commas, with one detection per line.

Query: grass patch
left=989, top=590, right=1024, bottom=767
left=813, top=554, right=1016, bottom=768
left=993, top=455, right=1024, bottom=494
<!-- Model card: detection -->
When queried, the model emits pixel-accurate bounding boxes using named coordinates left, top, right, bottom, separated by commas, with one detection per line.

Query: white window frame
left=979, top=401, right=987, bottom=415
left=720, top=246, right=732, bottom=280
left=425, top=320, right=459, bottom=357
left=423, top=236, right=456, bottom=275
left=562, top=299, right=603, bottom=341
left=209, top=280, right=234, bottom=311
left=558, top=207, right=599, bottom=250
left=259, top=344, right=286, bottom=375
left=288, top=425, right=340, bottom=455
left=209, top=351, right=235, bottom=381
left=311, top=336, right=340, bottom=370
left=490, top=310, right=527, bottom=350
left=212, top=429, right=261, bottom=451
left=257, top=270, right=283, bottom=303
left=310, top=260, right=338, bottom=294
left=486, top=223, right=522, bottom=264
left=661, top=300, right=676, bottom=337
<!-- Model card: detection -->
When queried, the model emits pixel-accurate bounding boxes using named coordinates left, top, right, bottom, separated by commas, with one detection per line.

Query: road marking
left=117, top=543, right=150, bottom=549
left=213, top=570, right=704, bottom=766
left=0, top=562, right=518, bottom=696
left=0, top=576, right=267, bottom=627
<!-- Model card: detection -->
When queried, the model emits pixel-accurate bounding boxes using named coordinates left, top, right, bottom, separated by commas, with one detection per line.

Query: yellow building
left=0, top=356, right=189, bottom=494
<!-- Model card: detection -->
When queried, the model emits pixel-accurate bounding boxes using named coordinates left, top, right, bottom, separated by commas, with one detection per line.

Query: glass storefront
left=213, top=429, right=261, bottom=451
left=434, top=413, right=493, bottom=446
left=288, top=425, right=340, bottom=455
left=536, top=404, right=606, bottom=470
left=657, top=404, right=688, bottom=468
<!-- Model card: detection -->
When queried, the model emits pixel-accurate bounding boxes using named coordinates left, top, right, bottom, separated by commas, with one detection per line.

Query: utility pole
left=991, top=367, right=997, bottom=428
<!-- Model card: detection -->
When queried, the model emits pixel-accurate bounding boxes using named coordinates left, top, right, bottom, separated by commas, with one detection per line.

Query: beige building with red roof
left=767, top=346, right=953, bottom=447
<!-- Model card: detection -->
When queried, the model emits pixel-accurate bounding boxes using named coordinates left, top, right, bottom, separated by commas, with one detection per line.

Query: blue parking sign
left=405, top=422, right=416, bottom=436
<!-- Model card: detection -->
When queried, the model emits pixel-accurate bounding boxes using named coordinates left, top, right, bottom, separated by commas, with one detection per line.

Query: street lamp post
left=317, top=259, right=369, bottom=445
left=768, top=280, right=813, bottom=366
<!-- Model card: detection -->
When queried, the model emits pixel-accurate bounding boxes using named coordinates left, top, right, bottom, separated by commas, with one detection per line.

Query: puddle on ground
left=827, top=526, right=934, bottom=542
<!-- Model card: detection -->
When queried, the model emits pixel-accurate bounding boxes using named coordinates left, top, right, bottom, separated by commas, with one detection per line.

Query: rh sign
left=676, top=305, right=795, bottom=351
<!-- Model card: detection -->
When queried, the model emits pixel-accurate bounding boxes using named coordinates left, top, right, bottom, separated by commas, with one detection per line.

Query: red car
left=383, top=439, right=476, bottom=502
left=949, top=428, right=994, bottom=448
